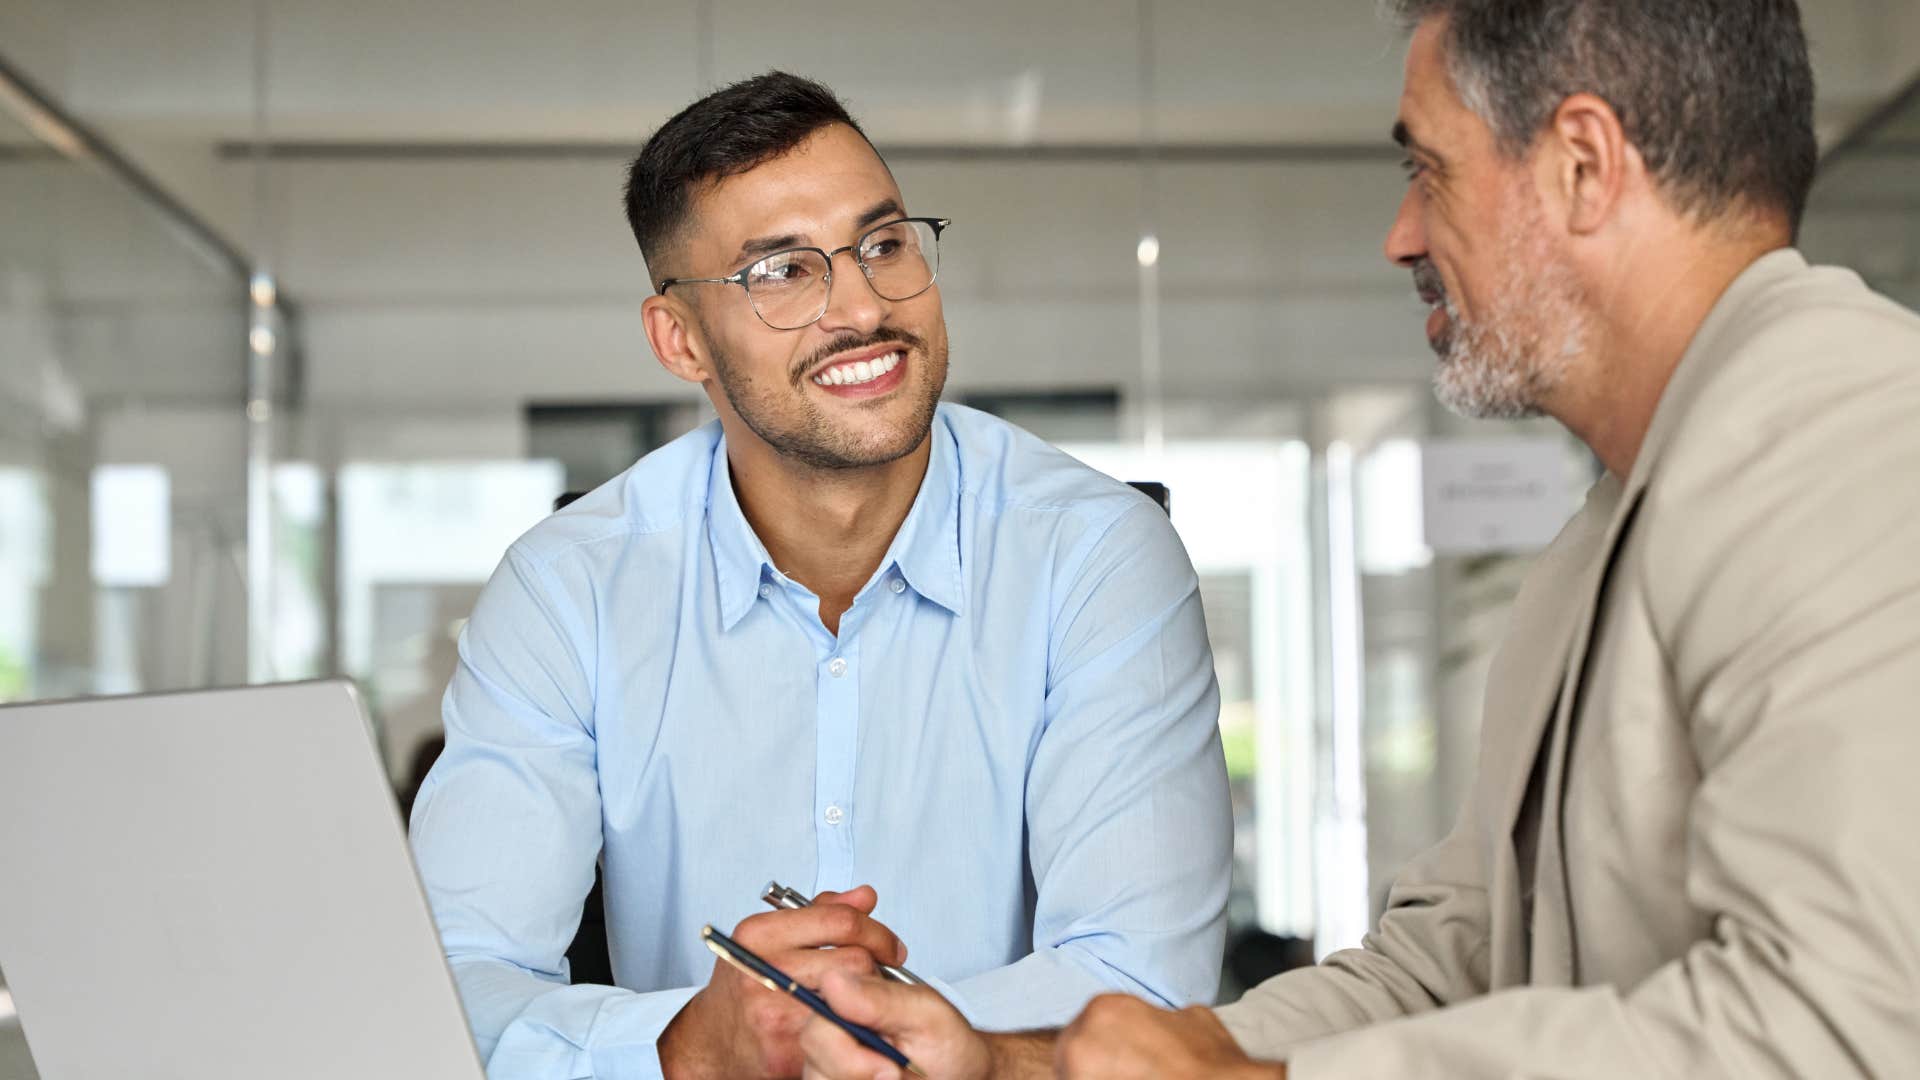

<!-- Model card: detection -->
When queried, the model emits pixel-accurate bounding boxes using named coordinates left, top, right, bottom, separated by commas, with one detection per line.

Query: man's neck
left=1552, top=229, right=1790, bottom=479
left=726, top=428, right=932, bottom=636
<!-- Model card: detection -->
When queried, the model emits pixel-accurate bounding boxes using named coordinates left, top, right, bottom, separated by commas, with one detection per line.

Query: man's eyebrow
left=1392, top=120, right=1443, bottom=166
left=728, top=198, right=906, bottom=266
left=855, top=198, right=905, bottom=231
left=733, top=232, right=807, bottom=265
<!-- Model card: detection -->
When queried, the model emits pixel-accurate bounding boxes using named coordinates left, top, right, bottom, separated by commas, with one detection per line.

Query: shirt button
left=888, top=577, right=906, bottom=595
left=758, top=583, right=773, bottom=599
left=827, top=657, right=848, bottom=678
left=823, top=804, right=845, bottom=826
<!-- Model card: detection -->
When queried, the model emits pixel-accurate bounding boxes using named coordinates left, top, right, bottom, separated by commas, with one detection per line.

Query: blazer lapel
left=1480, top=473, right=1620, bottom=987
left=1524, top=485, right=1645, bottom=984
left=1514, top=248, right=1814, bottom=985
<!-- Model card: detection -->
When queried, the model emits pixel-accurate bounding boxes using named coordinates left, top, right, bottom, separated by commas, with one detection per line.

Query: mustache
left=1412, top=259, right=1446, bottom=305
left=790, top=327, right=926, bottom=386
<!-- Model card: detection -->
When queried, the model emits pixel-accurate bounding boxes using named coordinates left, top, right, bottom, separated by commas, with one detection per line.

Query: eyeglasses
left=658, top=217, right=949, bottom=330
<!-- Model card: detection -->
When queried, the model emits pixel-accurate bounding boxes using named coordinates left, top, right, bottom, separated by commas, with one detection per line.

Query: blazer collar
left=1619, top=247, right=1808, bottom=503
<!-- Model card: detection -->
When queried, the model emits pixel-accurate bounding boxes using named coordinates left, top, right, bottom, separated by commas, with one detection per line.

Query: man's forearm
left=985, top=1031, right=1056, bottom=1079
left=996, top=1031, right=1293, bottom=1080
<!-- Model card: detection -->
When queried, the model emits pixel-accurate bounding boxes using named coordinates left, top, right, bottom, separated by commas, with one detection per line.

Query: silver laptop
left=0, top=680, right=485, bottom=1080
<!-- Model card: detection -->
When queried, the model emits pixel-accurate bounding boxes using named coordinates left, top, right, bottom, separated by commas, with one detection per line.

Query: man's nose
left=814, top=248, right=888, bottom=336
left=1384, top=186, right=1427, bottom=269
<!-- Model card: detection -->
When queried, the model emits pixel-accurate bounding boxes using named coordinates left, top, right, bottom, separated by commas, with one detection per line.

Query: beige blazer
left=1215, top=249, right=1920, bottom=1077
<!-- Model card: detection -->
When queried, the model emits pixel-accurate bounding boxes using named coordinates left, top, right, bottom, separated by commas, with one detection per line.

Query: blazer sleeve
left=1214, top=779, right=1495, bottom=1058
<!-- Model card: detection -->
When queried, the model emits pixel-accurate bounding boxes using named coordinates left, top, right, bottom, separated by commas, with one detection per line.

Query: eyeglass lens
left=742, top=219, right=941, bottom=330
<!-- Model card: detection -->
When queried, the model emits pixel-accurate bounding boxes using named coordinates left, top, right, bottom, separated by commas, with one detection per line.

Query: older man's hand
left=799, top=971, right=993, bottom=1080
left=1055, top=994, right=1284, bottom=1080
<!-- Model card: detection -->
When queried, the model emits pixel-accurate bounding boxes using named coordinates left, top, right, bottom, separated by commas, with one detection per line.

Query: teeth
left=813, top=351, right=902, bottom=387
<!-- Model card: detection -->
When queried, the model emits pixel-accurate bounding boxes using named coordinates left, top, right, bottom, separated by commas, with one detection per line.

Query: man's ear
left=1543, top=92, right=1631, bottom=236
left=642, top=293, right=710, bottom=386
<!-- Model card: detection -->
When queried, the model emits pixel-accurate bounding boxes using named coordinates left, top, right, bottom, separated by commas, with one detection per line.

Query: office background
left=2, top=0, right=1916, bottom=1074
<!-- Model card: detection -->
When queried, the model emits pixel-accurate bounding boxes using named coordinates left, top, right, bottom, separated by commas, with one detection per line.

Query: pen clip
left=700, top=925, right=785, bottom=996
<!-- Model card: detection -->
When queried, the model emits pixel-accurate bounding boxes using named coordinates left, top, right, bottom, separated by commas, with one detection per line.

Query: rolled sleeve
left=410, top=548, right=697, bottom=1079
left=957, top=499, right=1231, bottom=1030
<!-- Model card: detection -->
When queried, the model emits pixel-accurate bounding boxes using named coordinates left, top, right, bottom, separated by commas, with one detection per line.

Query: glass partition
left=0, top=101, right=249, bottom=704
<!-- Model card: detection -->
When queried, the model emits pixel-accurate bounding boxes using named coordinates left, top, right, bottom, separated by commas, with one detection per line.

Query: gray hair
left=1390, top=0, right=1818, bottom=234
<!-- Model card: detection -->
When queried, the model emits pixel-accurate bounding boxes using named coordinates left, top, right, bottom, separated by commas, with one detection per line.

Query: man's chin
left=1432, top=370, right=1547, bottom=422
left=786, top=404, right=939, bottom=472
left=808, top=432, right=926, bottom=471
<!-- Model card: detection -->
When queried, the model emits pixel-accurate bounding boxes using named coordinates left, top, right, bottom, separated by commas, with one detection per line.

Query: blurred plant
left=0, top=646, right=26, bottom=702
left=1220, top=701, right=1258, bottom=780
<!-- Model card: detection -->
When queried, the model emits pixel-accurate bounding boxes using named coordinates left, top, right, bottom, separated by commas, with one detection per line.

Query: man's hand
left=1055, top=994, right=1283, bottom=1080
left=659, top=885, right=908, bottom=1080
left=798, top=971, right=998, bottom=1080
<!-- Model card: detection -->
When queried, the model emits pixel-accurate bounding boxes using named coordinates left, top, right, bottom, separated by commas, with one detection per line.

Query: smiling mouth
left=811, top=350, right=904, bottom=387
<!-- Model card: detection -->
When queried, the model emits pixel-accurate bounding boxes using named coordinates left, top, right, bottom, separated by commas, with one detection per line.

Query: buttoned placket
left=813, top=617, right=860, bottom=890
left=766, top=567, right=915, bottom=892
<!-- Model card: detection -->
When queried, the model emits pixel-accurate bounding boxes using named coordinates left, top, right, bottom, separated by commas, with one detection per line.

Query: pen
left=700, top=924, right=927, bottom=1078
left=761, top=880, right=926, bottom=987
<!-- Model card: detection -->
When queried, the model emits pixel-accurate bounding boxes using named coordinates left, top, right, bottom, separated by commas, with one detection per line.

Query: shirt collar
left=706, top=414, right=967, bottom=632
left=707, top=436, right=779, bottom=631
left=882, top=415, right=965, bottom=617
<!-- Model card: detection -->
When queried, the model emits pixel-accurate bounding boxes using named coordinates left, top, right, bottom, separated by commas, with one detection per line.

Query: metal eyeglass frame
left=656, top=216, right=950, bottom=330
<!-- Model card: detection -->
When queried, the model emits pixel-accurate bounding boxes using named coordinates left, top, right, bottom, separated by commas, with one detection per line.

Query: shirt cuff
left=585, top=985, right=702, bottom=1080
left=484, top=982, right=699, bottom=1080
left=912, top=971, right=976, bottom=1026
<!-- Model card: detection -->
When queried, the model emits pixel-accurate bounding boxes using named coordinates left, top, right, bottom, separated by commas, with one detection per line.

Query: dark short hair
left=623, top=71, right=874, bottom=283
left=1391, top=0, right=1818, bottom=234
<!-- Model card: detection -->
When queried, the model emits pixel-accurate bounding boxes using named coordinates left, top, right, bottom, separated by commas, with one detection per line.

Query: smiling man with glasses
left=406, top=71, right=1231, bottom=1080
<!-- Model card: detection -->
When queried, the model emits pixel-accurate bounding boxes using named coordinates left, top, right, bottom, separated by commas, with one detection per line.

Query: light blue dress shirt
left=410, top=403, right=1231, bottom=1079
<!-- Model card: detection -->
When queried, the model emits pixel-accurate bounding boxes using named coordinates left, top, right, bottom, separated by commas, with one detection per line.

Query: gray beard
left=1430, top=209, right=1588, bottom=420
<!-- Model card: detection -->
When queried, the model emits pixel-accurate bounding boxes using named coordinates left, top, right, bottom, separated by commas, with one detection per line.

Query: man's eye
left=750, top=256, right=813, bottom=286
left=1400, top=158, right=1426, bottom=182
